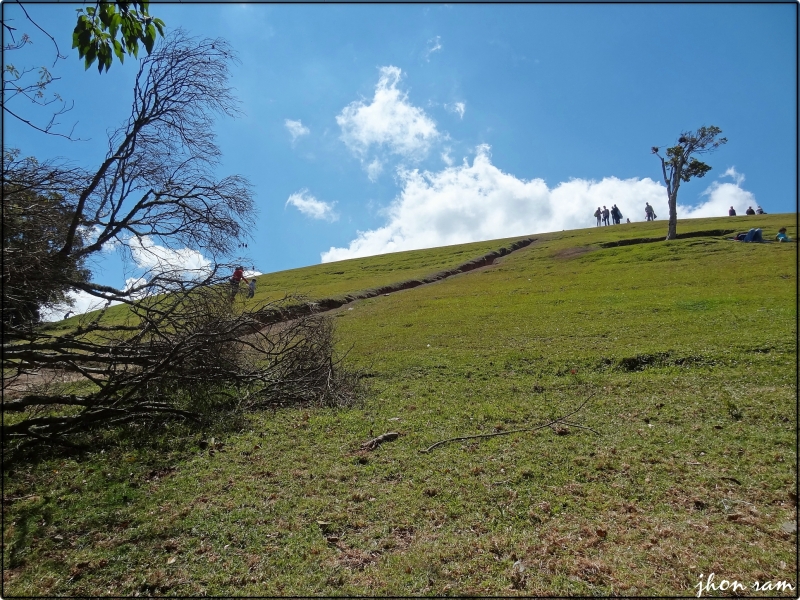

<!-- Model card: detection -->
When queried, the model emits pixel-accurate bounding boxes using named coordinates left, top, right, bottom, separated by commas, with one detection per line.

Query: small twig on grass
left=557, top=420, right=600, bottom=435
left=419, top=393, right=596, bottom=453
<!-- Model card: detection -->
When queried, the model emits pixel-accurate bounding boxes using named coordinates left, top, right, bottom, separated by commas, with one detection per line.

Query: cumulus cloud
left=77, top=224, right=118, bottom=253
left=677, top=166, right=756, bottom=218
left=40, top=237, right=251, bottom=321
left=286, top=189, right=338, bottom=222
left=425, top=36, right=442, bottom=60
left=40, top=290, right=117, bottom=322
left=446, top=101, right=466, bottom=119
left=321, top=145, right=669, bottom=262
left=285, top=118, right=310, bottom=143
left=129, top=235, right=213, bottom=280
left=336, top=66, right=440, bottom=164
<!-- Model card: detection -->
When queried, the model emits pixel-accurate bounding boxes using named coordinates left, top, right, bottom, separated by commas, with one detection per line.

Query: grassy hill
left=4, top=215, right=796, bottom=596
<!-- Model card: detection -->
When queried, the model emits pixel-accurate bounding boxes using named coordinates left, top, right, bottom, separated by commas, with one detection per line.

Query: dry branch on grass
left=420, top=393, right=597, bottom=453
left=360, top=431, right=400, bottom=451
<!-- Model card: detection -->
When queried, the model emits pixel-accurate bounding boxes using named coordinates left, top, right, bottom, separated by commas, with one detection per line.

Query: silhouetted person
left=745, top=206, right=755, bottom=215
left=728, top=206, right=737, bottom=216
left=594, top=207, right=602, bottom=227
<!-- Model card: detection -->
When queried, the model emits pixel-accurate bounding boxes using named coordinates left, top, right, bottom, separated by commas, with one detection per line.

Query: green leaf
left=112, top=39, right=125, bottom=62
left=98, top=4, right=113, bottom=27
left=84, top=44, right=97, bottom=70
left=76, top=15, right=92, bottom=31
left=153, top=18, right=165, bottom=36
left=143, top=23, right=156, bottom=54
left=109, top=13, right=122, bottom=38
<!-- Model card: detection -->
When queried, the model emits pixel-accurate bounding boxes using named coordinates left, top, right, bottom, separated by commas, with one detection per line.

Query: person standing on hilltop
left=602, top=206, right=610, bottom=226
left=594, top=207, right=602, bottom=227
left=230, top=265, right=248, bottom=299
left=644, top=202, right=656, bottom=221
left=611, top=204, right=623, bottom=225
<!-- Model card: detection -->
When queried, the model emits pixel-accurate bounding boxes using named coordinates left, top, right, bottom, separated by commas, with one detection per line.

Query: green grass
left=39, top=234, right=532, bottom=337
left=4, top=215, right=796, bottom=596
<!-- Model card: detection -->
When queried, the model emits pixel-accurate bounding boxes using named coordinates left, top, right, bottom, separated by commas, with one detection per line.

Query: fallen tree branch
left=419, top=393, right=596, bottom=453
left=361, top=431, right=400, bottom=451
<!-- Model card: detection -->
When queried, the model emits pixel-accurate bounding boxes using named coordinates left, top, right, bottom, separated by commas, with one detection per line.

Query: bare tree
left=652, top=126, right=727, bottom=240
left=2, top=0, right=165, bottom=138
left=2, top=32, right=360, bottom=450
left=2, top=2, right=76, bottom=138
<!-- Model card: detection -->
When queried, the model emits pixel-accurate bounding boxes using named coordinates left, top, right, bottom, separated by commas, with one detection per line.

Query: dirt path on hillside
left=251, top=237, right=538, bottom=327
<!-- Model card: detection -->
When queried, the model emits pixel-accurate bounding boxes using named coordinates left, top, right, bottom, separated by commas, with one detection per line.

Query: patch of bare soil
left=326, top=539, right=381, bottom=571
left=552, top=246, right=596, bottom=260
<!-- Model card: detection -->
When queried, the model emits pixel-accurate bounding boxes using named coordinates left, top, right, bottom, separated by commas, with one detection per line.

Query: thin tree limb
left=420, top=393, right=596, bottom=454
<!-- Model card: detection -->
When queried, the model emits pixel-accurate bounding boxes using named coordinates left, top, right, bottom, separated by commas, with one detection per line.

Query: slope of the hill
left=4, top=215, right=796, bottom=596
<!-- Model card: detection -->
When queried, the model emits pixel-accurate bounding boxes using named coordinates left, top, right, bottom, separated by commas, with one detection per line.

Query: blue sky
left=4, top=3, right=797, bottom=315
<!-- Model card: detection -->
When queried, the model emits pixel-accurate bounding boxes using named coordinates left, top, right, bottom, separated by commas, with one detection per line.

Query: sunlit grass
left=4, top=215, right=796, bottom=596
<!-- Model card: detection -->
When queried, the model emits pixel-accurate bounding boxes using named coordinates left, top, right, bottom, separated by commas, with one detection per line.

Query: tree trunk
left=665, top=169, right=681, bottom=240
left=666, top=189, right=678, bottom=240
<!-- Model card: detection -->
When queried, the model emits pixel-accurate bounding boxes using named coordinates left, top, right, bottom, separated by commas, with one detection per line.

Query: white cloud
left=446, top=101, right=466, bottom=119
left=441, top=148, right=453, bottom=166
left=321, top=145, right=669, bottom=262
left=336, top=66, right=440, bottom=164
left=40, top=290, right=118, bottom=322
left=425, top=36, right=442, bottom=60
left=677, top=166, right=756, bottom=218
left=79, top=224, right=117, bottom=253
left=285, top=118, right=310, bottom=143
left=40, top=239, right=213, bottom=321
left=366, top=158, right=383, bottom=182
left=129, top=236, right=213, bottom=280
left=286, top=189, right=338, bottom=222
left=123, top=276, right=149, bottom=300
left=720, top=166, right=745, bottom=186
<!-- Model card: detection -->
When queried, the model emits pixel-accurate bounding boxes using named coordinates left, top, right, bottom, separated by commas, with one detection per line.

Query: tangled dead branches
left=3, top=290, right=362, bottom=449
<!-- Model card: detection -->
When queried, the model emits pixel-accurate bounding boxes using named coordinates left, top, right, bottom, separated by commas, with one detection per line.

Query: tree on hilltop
left=652, top=126, right=727, bottom=240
